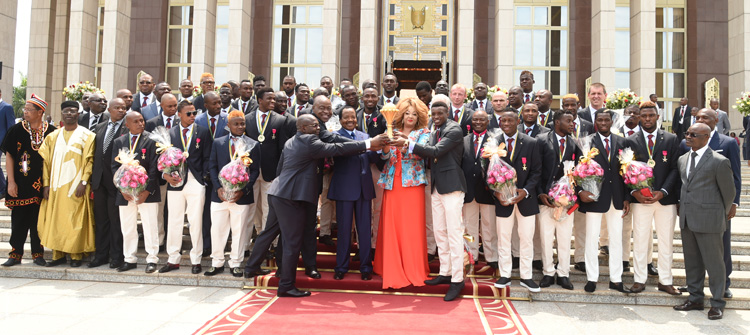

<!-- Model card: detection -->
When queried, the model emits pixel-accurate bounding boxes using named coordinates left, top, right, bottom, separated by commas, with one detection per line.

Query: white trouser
left=370, top=165, right=384, bottom=246
left=631, top=203, right=676, bottom=284
left=585, top=203, right=623, bottom=282
left=166, top=174, right=206, bottom=265
left=608, top=209, right=653, bottom=263
left=157, top=184, right=167, bottom=245
left=432, top=190, right=466, bottom=282
left=573, top=210, right=586, bottom=263
left=497, top=206, right=535, bottom=279
left=425, top=170, right=436, bottom=254
left=210, top=201, right=251, bottom=268
left=120, top=202, right=159, bottom=264
left=318, top=172, right=335, bottom=236
left=539, top=205, right=574, bottom=277
left=599, top=217, right=608, bottom=247
left=247, top=172, right=271, bottom=248
left=521, top=216, right=543, bottom=260
left=462, top=200, right=496, bottom=262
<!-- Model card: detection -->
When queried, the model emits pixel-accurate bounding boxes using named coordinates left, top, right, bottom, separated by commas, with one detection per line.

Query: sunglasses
left=685, top=132, right=707, bottom=138
left=184, top=111, right=198, bottom=117
left=139, top=81, right=153, bottom=85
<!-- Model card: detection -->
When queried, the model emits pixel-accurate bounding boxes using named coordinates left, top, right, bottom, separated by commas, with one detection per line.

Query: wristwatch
left=81, top=181, right=88, bottom=185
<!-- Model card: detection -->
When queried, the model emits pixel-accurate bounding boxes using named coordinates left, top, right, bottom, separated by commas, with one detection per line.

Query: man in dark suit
left=357, top=86, right=387, bottom=247
left=0, top=88, right=16, bottom=144
left=334, top=85, right=360, bottom=116
left=537, top=110, right=582, bottom=290
left=490, top=109, right=542, bottom=292
left=578, top=109, right=631, bottom=293
left=140, top=82, right=172, bottom=121
left=672, top=97, right=691, bottom=140
left=562, top=94, right=595, bottom=137
left=673, top=123, right=734, bottom=320
left=534, top=90, right=554, bottom=128
left=110, top=111, right=162, bottom=273
left=507, top=86, right=524, bottom=113
left=132, top=73, right=155, bottom=113
left=517, top=103, right=550, bottom=138
left=519, top=71, right=535, bottom=104
left=177, top=79, right=194, bottom=103
left=287, top=83, right=310, bottom=117
left=232, top=79, right=258, bottom=115
left=678, top=108, right=741, bottom=299
left=159, top=101, right=213, bottom=274
left=192, top=73, right=216, bottom=113
left=271, top=114, right=386, bottom=297
left=87, top=98, right=129, bottom=269
left=78, top=92, right=109, bottom=131
left=449, top=84, right=474, bottom=136
left=400, top=101, right=467, bottom=301
left=577, top=83, right=607, bottom=124
left=461, top=110, right=496, bottom=267
left=377, top=72, right=399, bottom=108
left=470, top=82, right=493, bottom=115
left=415, top=81, right=433, bottom=108
left=626, top=101, right=681, bottom=295
left=487, top=91, right=508, bottom=130
left=328, top=107, right=381, bottom=280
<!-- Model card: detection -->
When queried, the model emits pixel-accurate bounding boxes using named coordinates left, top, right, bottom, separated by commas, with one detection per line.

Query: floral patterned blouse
left=377, top=128, right=431, bottom=190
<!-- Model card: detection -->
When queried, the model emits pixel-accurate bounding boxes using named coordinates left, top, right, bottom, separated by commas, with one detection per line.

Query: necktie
left=210, top=117, right=216, bottom=136
left=540, top=113, right=546, bottom=126
left=242, top=102, right=247, bottom=112
left=507, top=138, right=514, bottom=158
left=627, top=130, right=634, bottom=136
left=261, top=113, right=267, bottom=129
left=230, top=137, right=236, bottom=157
left=559, top=138, right=565, bottom=158
left=131, top=135, right=138, bottom=149
left=165, top=117, right=171, bottom=129
left=287, top=97, right=292, bottom=107
left=183, top=128, right=189, bottom=144
left=604, top=138, right=610, bottom=158
left=454, top=109, right=460, bottom=122
left=525, top=94, right=530, bottom=103
left=690, top=151, right=698, bottom=177
left=525, top=126, right=532, bottom=135
left=479, top=101, right=483, bottom=108
left=366, top=115, right=371, bottom=125
left=648, top=134, right=654, bottom=153
left=435, top=129, right=441, bottom=143
left=386, top=98, right=391, bottom=104
left=474, top=135, right=480, bottom=156
left=142, top=96, right=148, bottom=107
left=103, top=122, right=116, bottom=154
left=349, top=131, right=356, bottom=139
left=297, top=105, right=304, bottom=116
left=574, top=123, right=578, bottom=136
left=90, top=114, right=99, bottom=130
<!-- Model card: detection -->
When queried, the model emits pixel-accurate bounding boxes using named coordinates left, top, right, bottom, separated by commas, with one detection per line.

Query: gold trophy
left=380, top=103, right=399, bottom=139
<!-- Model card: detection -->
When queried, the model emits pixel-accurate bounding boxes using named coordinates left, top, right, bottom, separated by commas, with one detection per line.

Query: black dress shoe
left=512, top=257, right=520, bottom=269
left=278, top=288, right=311, bottom=298
left=319, top=235, right=335, bottom=247
left=361, top=272, right=372, bottom=281
left=556, top=276, right=574, bottom=290
left=600, top=245, right=609, bottom=255
left=647, top=263, right=659, bottom=276
left=673, top=300, right=704, bottom=311
left=2, top=258, right=21, bottom=267
left=191, top=264, right=202, bottom=274
left=231, top=267, right=244, bottom=277
left=87, top=258, right=108, bottom=268
left=117, top=262, right=137, bottom=272
left=532, top=260, right=543, bottom=271
left=110, top=260, right=123, bottom=269
left=444, top=281, right=465, bottom=301
left=204, top=266, right=225, bottom=276
left=425, top=275, right=452, bottom=286
left=46, top=258, right=66, bottom=267
left=708, top=307, right=723, bottom=320
left=574, top=262, right=586, bottom=273
left=32, top=257, right=47, bottom=266
left=539, top=275, right=555, bottom=288
left=724, top=289, right=733, bottom=299
left=145, top=263, right=157, bottom=273
left=622, top=261, right=630, bottom=272
left=305, top=267, right=321, bottom=279
left=584, top=281, right=596, bottom=293
left=333, top=271, right=345, bottom=280
left=70, top=260, right=82, bottom=267
left=609, top=282, right=630, bottom=293
left=159, top=263, right=179, bottom=273
left=243, top=268, right=271, bottom=278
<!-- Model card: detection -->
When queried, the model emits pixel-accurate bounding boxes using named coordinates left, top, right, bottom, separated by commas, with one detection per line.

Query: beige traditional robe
left=37, top=126, right=96, bottom=254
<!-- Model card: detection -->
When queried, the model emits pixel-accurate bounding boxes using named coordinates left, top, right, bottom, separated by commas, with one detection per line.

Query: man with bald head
left=449, top=83, right=474, bottom=136
left=88, top=97, right=130, bottom=268
left=471, top=82, right=492, bottom=115
left=79, top=92, right=109, bottom=130
left=116, top=89, right=134, bottom=111
left=141, top=82, right=172, bottom=121
left=709, top=99, right=731, bottom=135
left=488, top=91, right=509, bottom=129
left=132, top=73, right=155, bottom=113
left=534, top=90, right=554, bottom=128
left=435, top=80, right=450, bottom=96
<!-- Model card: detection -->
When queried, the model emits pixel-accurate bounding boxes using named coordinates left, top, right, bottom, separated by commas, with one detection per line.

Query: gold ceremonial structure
left=409, top=5, right=427, bottom=29
left=380, top=103, right=399, bottom=138
left=704, top=77, right=720, bottom=108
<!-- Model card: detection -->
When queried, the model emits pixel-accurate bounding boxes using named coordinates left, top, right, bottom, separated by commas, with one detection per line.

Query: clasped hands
left=369, top=131, right=409, bottom=152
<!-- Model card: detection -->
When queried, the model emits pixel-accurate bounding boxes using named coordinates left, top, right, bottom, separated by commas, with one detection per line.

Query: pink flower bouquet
left=548, top=161, right=579, bottom=221
left=481, top=132, right=517, bottom=203
left=218, top=137, right=256, bottom=202
left=572, top=153, right=604, bottom=201
left=150, top=127, right=188, bottom=187
left=113, top=149, right=148, bottom=202
left=618, top=147, right=654, bottom=197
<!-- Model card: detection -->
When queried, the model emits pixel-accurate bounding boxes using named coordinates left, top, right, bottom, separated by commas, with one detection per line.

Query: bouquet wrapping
left=150, top=127, right=188, bottom=187
left=548, top=161, right=578, bottom=221
left=618, top=147, right=654, bottom=197
left=113, top=148, right=148, bottom=202
left=218, top=137, right=256, bottom=202
left=481, top=132, right=517, bottom=203
left=572, top=135, right=604, bottom=201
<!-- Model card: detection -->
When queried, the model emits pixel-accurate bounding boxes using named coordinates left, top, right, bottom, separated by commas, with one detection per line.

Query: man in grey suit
left=710, top=99, right=731, bottom=135
left=673, top=123, right=734, bottom=320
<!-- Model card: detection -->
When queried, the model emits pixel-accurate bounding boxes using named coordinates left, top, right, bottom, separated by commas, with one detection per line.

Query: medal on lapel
left=272, top=129, right=277, bottom=140
left=196, top=138, right=201, bottom=149
left=372, top=117, right=377, bottom=128
left=522, top=157, right=527, bottom=171
left=662, top=150, right=667, bottom=163
left=141, top=148, right=146, bottom=160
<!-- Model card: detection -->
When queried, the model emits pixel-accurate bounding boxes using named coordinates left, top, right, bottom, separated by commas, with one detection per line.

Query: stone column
left=100, top=0, right=131, bottom=98
left=591, top=0, right=616, bottom=87
left=50, top=0, right=70, bottom=119
left=27, top=0, right=57, bottom=109
left=493, top=0, right=513, bottom=88
left=729, top=0, right=750, bottom=128
left=227, top=0, right=252, bottom=80
left=0, top=1, right=17, bottom=99
left=66, top=0, right=98, bottom=86
left=192, top=0, right=217, bottom=77
left=456, top=0, right=475, bottom=86
left=321, top=0, right=342, bottom=81
left=629, top=0, right=655, bottom=100
left=358, top=1, right=378, bottom=83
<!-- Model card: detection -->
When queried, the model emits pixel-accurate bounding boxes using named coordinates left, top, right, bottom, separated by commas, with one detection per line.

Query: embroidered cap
left=27, top=94, right=48, bottom=112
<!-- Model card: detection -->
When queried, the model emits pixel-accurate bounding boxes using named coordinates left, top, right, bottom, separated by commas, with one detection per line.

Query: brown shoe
left=629, top=282, right=646, bottom=293
left=673, top=300, right=704, bottom=311
left=707, top=307, right=723, bottom=320
left=658, top=283, right=682, bottom=296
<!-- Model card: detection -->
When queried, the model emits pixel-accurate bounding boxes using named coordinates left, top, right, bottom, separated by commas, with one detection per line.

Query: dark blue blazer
left=461, top=132, right=494, bottom=205
left=167, top=123, right=213, bottom=190
left=208, top=134, right=261, bottom=204
left=195, top=111, right=229, bottom=139
left=578, top=134, right=630, bottom=213
left=140, top=102, right=160, bottom=121
left=625, top=129, right=680, bottom=205
left=679, top=132, right=741, bottom=204
left=0, top=100, right=17, bottom=144
left=537, top=131, right=583, bottom=201
left=111, top=131, right=161, bottom=205
left=494, top=132, right=541, bottom=217
left=327, top=129, right=379, bottom=202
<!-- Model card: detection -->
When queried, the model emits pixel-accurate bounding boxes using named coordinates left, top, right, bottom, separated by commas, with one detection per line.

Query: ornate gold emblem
left=409, top=6, right=427, bottom=30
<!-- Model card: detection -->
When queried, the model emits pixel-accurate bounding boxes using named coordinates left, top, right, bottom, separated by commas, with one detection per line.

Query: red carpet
left=194, top=290, right=531, bottom=335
